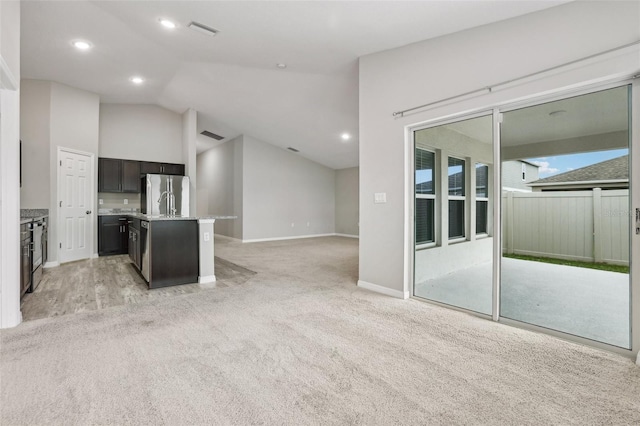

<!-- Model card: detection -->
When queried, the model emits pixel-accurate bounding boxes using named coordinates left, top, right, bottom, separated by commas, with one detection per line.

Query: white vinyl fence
left=502, top=189, right=630, bottom=266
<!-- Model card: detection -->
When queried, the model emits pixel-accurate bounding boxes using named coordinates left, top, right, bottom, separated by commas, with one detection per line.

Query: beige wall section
left=335, top=167, right=359, bottom=236
left=196, top=136, right=243, bottom=239
left=242, top=135, right=335, bottom=241
left=99, top=104, right=183, bottom=162
left=359, top=1, right=640, bottom=294
left=98, top=193, right=141, bottom=210
left=20, top=80, right=51, bottom=208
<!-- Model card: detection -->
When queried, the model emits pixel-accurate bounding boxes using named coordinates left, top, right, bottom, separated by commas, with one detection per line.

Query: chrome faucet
left=158, top=177, right=177, bottom=216
left=158, top=191, right=176, bottom=215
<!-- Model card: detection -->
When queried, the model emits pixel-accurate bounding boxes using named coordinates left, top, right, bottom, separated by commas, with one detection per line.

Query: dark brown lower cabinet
left=146, top=220, right=198, bottom=289
left=98, top=216, right=129, bottom=256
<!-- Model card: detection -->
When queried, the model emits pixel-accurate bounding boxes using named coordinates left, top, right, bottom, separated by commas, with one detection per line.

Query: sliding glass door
left=500, top=86, right=632, bottom=348
left=413, top=114, right=494, bottom=315
left=413, top=83, right=635, bottom=352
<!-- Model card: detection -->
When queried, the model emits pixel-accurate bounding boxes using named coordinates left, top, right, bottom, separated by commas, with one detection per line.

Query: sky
left=526, top=148, right=629, bottom=178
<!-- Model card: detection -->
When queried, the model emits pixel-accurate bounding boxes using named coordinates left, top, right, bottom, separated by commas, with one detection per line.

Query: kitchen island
left=98, top=211, right=235, bottom=289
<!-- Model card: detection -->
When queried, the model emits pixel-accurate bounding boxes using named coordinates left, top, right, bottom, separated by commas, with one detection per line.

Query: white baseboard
left=243, top=233, right=335, bottom=243
left=214, top=234, right=243, bottom=242
left=357, top=280, right=409, bottom=299
left=91, top=253, right=99, bottom=259
left=43, top=261, right=59, bottom=269
left=199, top=275, right=216, bottom=284
left=334, top=233, right=359, bottom=239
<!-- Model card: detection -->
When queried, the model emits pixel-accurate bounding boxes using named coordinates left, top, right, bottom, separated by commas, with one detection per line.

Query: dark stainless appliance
left=20, top=222, right=31, bottom=298
left=141, top=174, right=190, bottom=216
left=140, top=220, right=150, bottom=282
left=128, top=218, right=142, bottom=270
left=28, top=218, right=45, bottom=292
left=42, top=217, right=48, bottom=267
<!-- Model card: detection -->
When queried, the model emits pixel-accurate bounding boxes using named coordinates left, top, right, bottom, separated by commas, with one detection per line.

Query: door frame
left=56, top=147, right=95, bottom=264
left=405, top=77, right=639, bottom=359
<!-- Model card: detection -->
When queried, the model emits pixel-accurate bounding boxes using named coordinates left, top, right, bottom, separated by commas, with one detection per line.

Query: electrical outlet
left=203, top=232, right=210, bottom=242
left=123, top=199, right=128, bottom=205
left=307, top=222, right=310, bottom=227
left=291, top=222, right=295, bottom=227
left=99, top=199, right=103, bottom=205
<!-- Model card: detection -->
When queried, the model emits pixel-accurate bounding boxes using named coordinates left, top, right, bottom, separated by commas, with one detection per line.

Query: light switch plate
left=99, top=199, right=103, bottom=205
left=374, top=192, right=387, bottom=203
left=123, top=199, right=128, bottom=205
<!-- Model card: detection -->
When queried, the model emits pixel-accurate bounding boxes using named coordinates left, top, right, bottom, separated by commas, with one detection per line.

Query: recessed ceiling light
left=130, top=76, right=145, bottom=85
left=549, top=110, right=567, bottom=117
left=341, top=133, right=351, bottom=141
left=276, top=63, right=287, bottom=69
left=159, top=19, right=177, bottom=29
left=72, top=40, right=92, bottom=51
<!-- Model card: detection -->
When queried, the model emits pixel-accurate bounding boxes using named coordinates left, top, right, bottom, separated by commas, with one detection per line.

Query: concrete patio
left=415, top=257, right=630, bottom=348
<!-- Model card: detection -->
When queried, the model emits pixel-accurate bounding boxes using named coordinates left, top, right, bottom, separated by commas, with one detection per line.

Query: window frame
left=447, top=155, right=466, bottom=241
left=475, top=163, right=489, bottom=236
left=415, top=147, right=437, bottom=249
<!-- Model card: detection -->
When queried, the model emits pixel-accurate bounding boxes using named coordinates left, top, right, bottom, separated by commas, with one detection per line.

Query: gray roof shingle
left=530, top=155, right=628, bottom=185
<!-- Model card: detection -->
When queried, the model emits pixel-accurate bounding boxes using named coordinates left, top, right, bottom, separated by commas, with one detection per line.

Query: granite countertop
left=98, top=210, right=236, bottom=222
left=20, top=208, right=49, bottom=224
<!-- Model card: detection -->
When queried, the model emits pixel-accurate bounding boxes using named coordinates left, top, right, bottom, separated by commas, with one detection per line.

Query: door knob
left=86, top=210, right=92, bottom=214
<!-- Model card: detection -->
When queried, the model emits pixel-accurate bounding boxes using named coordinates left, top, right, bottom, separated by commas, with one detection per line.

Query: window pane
left=476, top=200, right=488, bottom=234
left=416, top=198, right=434, bottom=244
left=416, top=149, right=435, bottom=195
left=448, top=199, right=464, bottom=239
left=500, top=85, right=631, bottom=348
left=448, top=157, right=465, bottom=196
left=476, top=164, right=488, bottom=198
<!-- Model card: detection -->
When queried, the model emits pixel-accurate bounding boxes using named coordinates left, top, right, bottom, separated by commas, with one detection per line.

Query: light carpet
left=1, top=236, right=639, bottom=425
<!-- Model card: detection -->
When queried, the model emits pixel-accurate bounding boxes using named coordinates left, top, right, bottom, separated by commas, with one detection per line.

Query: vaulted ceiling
left=20, top=1, right=568, bottom=169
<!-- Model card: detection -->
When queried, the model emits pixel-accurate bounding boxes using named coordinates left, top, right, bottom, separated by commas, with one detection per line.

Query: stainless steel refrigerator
left=141, top=174, right=190, bottom=216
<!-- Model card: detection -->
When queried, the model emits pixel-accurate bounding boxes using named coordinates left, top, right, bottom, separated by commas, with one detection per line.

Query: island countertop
left=98, top=210, right=236, bottom=221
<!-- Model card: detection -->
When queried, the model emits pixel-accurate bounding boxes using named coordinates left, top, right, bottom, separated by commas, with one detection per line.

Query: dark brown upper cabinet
left=141, top=161, right=185, bottom=176
left=98, top=158, right=122, bottom=192
left=99, top=158, right=185, bottom=193
left=121, top=160, right=141, bottom=193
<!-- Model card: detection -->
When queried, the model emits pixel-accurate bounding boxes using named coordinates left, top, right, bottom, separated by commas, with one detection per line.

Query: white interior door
left=58, top=149, right=93, bottom=263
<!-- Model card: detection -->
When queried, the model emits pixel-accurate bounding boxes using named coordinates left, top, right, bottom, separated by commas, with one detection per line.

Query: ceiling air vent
left=200, top=130, right=225, bottom=140
left=287, top=147, right=299, bottom=153
left=188, top=21, right=219, bottom=37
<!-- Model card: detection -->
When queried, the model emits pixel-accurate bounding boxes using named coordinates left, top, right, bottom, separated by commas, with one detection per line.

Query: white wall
left=49, top=82, right=100, bottom=262
left=242, top=135, right=335, bottom=241
left=359, top=1, right=640, bottom=295
left=0, top=0, right=21, bottom=328
left=335, top=167, right=359, bottom=236
left=21, top=81, right=100, bottom=265
left=182, top=108, right=197, bottom=215
left=0, top=0, right=19, bottom=80
left=196, top=136, right=243, bottom=238
left=99, top=104, right=183, bottom=162
left=20, top=80, right=51, bottom=208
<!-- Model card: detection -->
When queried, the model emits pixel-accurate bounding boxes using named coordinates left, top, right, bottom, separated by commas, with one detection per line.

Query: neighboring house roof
left=519, top=159, right=540, bottom=168
left=529, top=155, right=628, bottom=187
